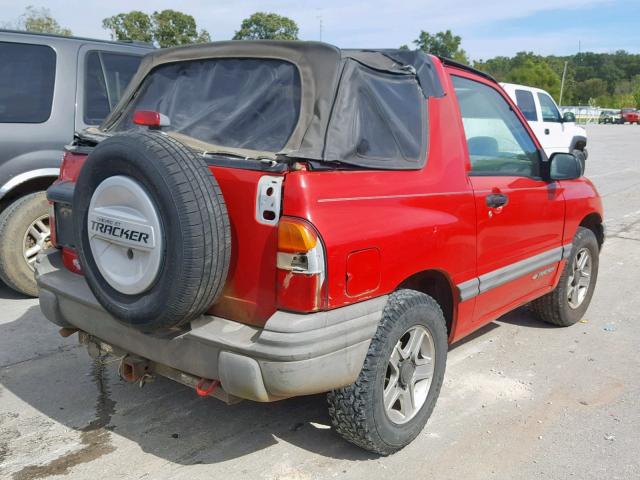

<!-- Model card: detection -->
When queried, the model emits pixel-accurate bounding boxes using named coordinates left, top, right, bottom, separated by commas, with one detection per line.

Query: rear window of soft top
left=113, top=58, right=301, bottom=152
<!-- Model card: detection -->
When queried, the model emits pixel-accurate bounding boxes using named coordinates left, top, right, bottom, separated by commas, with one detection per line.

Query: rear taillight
left=60, top=152, right=88, bottom=182
left=276, top=217, right=326, bottom=312
left=54, top=151, right=88, bottom=275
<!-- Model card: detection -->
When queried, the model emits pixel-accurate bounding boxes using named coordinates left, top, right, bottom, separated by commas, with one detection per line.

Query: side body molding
left=456, top=243, right=573, bottom=302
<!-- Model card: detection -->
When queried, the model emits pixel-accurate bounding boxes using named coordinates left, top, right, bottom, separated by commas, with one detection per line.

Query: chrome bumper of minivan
left=36, top=249, right=385, bottom=402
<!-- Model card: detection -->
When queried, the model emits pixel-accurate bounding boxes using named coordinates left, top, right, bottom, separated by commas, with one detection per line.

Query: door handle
left=544, top=128, right=550, bottom=135
left=486, top=193, right=509, bottom=208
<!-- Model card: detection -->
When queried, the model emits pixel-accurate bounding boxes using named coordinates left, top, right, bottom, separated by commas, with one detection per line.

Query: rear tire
left=0, top=192, right=50, bottom=297
left=327, top=290, right=447, bottom=455
left=531, top=227, right=599, bottom=327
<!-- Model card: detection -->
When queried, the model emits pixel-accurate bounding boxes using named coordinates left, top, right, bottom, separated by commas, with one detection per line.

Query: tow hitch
left=119, top=355, right=153, bottom=386
left=78, top=331, right=242, bottom=404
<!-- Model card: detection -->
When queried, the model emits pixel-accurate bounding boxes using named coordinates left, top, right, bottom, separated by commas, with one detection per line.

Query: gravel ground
left=1, top=124, right=639, bottom=480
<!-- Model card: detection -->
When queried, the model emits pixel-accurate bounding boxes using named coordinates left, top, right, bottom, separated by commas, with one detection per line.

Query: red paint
left=50, top=56, right=603, bottom=345
left=205, top=166, right=282, bottom=325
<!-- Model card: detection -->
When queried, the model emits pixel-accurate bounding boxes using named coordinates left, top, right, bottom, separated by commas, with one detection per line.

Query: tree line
left=403, top=30, right=640, bottom=108
left=2, top=7, right=298, bottom=47
left=5, top=7, right=639, bottom=108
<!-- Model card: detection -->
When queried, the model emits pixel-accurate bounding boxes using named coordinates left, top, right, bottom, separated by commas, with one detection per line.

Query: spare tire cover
left=73, top=132, right=231, bottom=332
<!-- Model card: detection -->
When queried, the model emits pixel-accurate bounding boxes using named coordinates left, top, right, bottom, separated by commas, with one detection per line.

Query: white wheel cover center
left=87, top=175, right=163, bottom=295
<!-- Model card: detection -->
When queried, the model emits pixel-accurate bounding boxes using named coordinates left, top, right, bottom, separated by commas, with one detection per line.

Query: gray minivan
left=0, top=30, right=152, bottom=296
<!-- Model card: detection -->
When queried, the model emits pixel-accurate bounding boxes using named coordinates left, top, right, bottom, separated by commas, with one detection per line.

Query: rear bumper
left=36, top=249, right=384, bottom=402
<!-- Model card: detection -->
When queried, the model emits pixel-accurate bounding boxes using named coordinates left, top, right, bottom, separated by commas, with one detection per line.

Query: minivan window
left=514, top=89, right=538, bottom=121
left=452, top=75, right=539, bottom=177
left=113, top=58, right=301, bottom=152
left=537, top=92, right=562, bottom=123
left=0, top=42, right=56, bottom=123
left=84, top=51, right=142, bottom=125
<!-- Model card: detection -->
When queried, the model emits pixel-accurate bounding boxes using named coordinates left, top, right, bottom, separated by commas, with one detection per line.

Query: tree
left=506, top=53, right=561, bottom=100
left=413, top=30, right=468, bottom=64
left=151, top=10, right=210, bottom=47
left=4, top=5, right=72, bottom=36
left=233, top=12, right=299, bottom=40
left=102, top=10, right=211, bottom=47
left=470, top=48, right=640, bottom=107
left=102, top=11, right=153, bottom=43
left=474, top=56, right=513, bottom=80
left=634, top=85, right=640, bottom=108
left=574, top=78, right=608, bottom=104
left=476, top=52, right=561, bottom=100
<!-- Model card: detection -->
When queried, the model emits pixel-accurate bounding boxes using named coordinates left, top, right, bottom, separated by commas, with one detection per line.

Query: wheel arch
left=0, top=170, right=59, bottom=208
left=579, top=212, right=604, bottom=250
left=396, top=269, right=455, bottom=338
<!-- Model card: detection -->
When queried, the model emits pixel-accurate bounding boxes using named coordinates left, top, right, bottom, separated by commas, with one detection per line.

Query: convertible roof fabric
left=102, top=41, right=445, bottom=168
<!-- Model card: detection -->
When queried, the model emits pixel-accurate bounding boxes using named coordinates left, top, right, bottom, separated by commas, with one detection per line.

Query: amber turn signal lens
left=278, top=218, right=318, bottom=253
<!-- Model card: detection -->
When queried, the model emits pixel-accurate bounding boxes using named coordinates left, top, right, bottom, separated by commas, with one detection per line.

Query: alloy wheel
left=23, top=214, right=51, bottom=270
left=567, top=247, right=592, bottom=309
left=383, top=325, right=435, bottom=424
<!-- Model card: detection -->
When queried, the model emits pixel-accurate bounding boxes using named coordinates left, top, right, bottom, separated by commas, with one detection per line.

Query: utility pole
left=559, top=60, right=568, bottom=107
left=316, top=10, right=323, bottom=41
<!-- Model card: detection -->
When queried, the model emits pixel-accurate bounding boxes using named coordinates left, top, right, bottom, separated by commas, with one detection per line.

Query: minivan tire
left=531, top=227, right=599, bottom=327
left=0, top=191, right=50, bottom=297
left=327, top=289, right=447, bottom=455
left=73, top=132, right=231, bottom=332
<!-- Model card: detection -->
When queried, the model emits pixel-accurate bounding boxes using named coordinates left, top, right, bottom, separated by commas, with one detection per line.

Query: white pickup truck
left=501, top=82, right=588, bottom=168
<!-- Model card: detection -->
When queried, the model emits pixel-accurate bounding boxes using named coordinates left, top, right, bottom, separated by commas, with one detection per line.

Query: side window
left=0, top=42, right=56, bottom=123
left=325, top=60, right=427, bottom=169
left=537, top=92, right=562, bottom=123
left=452, top=75, right=540, bottom=177
left=84, top=51, right=142, bottom=125
left=514, top=89, right=538, bottom=121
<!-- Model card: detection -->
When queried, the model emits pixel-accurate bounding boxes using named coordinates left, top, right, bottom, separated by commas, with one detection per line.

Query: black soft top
left=102, top=41, right=445, bottom=169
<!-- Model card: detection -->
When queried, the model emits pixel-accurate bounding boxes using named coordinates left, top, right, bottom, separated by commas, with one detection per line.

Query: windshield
left=112, top=58, right=301, bottom=152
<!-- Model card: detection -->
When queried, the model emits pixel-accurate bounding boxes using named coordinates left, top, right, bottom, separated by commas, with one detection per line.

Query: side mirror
left=562, top=111, right=576, bottom=123
left=550, top=152, right=583, bottom=180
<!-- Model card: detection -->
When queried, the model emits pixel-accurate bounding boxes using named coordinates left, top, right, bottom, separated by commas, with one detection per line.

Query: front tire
left=0, top=192, right=50, bottom=296
left=327, top=290, right=448, bottom=455
left=531, top=227, right=599, bottom=326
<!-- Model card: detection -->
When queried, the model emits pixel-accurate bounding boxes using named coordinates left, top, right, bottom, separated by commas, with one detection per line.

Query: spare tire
left=73, top=132, right=231, bottom=332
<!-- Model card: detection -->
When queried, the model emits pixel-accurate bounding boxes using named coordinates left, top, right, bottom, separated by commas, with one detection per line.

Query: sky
left=1, top=0, right=639, bottom=60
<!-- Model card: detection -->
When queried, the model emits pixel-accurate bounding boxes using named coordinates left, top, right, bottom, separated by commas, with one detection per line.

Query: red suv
left=37, top=42, right=604, bottom=455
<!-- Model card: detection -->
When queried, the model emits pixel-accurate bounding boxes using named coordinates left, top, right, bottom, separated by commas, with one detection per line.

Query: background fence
left=559, top=106, right=602, bottom=124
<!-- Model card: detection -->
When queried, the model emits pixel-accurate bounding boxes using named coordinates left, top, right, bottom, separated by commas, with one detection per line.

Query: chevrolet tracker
left=37, top=41, right=604, bottom=455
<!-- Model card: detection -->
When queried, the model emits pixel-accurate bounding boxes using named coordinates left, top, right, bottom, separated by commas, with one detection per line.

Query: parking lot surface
left=1, top=124, right=639, bottom=480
